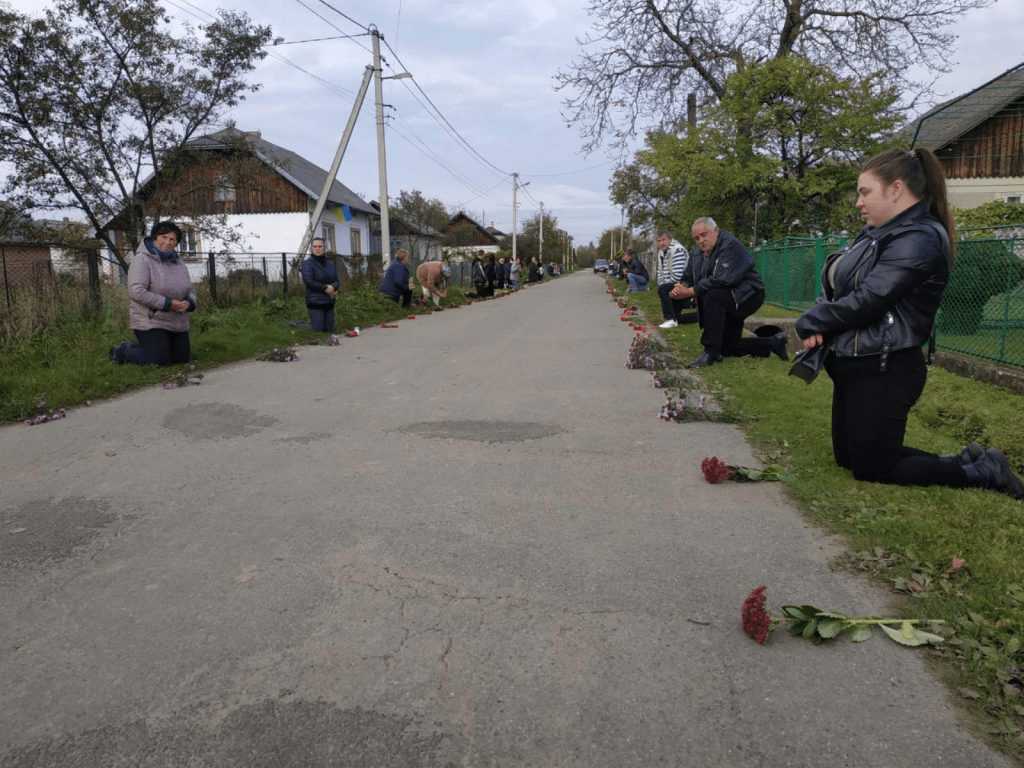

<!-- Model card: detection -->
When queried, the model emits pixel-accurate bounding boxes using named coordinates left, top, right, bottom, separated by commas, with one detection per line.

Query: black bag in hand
left=788, top=343, right=829, bottom=384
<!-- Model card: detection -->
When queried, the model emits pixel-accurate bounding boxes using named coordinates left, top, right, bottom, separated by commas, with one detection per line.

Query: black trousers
left=697, top=288, right=772, bottom=357
left=657, top=283, right=697, bottom=323
left=387, top=288, right=413, bottom=308
left=120, top=328, right=191, bottom=366
left=825, top=347, right=966, bottom=487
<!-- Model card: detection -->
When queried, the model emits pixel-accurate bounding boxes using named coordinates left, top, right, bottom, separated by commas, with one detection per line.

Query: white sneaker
left=659, top=319, right=678, bottom=329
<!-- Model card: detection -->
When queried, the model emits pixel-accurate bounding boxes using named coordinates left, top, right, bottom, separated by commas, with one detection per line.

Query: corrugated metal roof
left=192, top=128, right=375, bottom=215
left=914, top=62, right=1024, bottom=151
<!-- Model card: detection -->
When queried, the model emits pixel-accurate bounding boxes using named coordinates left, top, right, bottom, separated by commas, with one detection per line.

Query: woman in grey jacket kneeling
left=111, top=220, right=197, bottom=366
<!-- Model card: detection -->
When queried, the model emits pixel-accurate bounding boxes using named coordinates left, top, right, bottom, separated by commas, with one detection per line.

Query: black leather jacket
left=794, top=202, right=950, bottom=365
left=681, top=230, right=765, bottom=312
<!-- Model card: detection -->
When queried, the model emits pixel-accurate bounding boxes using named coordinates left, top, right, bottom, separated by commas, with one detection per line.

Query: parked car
left=593, top=259, right=609, bottom=273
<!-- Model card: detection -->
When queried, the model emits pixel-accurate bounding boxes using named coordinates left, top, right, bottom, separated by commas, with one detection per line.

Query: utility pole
left=295, top=65, right=374, bottom=259
left=371, top=28, right=391, bottom=266
left=539, top=202, right=544, bottom=265
left=370, top=29, right=410, bottom=267
left=511, top=173, right=529, bottom=262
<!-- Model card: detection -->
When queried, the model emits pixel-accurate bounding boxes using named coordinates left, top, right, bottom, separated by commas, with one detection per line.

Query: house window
left=350, top=227, right=362, bottom=256
left=321, top=224, right=336, bottom=254
left=1006, top=194, right=1022, bottom=204
left=178, top=225, right=200, bottom=261
left=214, top=175, right=235, bottom=202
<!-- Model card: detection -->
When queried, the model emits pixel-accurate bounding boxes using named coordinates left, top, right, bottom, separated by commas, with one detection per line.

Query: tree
left=555, top=0, right=991, bottom=154
left=611, top=58, right=900, bottom=243
left=0, top=0, right=275, bottom=270
left=389, top=189, right=449, bottom=259
left=516, top=212, right=570, bottom=264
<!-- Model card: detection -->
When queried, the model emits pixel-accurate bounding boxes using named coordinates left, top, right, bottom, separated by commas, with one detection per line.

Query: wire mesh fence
left=755, top=227, right=1024, bottom=367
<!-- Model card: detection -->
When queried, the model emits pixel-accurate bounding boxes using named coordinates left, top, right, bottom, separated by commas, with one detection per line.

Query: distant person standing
left=300, top=237, right=340, bottom=331
left=110, top=220, right=196, bottom=366
left=495, top=257, right=507, bottom=290
left=509, top=257, right=521, bottom=288
left=380, top=248, right=414, bottom=307
left=470, top=252, right=488, bottom=297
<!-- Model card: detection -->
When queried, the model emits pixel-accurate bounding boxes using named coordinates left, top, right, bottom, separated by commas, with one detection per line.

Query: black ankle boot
left=955, top=443, right=984, bottom=465
left=963, top=449, right=1024, bottom=499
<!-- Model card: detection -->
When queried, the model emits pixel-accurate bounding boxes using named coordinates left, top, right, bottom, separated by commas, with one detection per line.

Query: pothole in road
left=0, top=497, right=125, bottom=569
left=162, top=403, right=277, bottom=441
left=397, top=419, right=566, bottom=444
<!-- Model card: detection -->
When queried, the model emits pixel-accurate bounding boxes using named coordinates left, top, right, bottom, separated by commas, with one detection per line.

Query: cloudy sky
left=4, top=0, right=1024, bottom=247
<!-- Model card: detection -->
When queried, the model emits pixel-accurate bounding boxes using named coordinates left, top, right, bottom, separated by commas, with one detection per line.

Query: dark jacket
left=471, top=258, right=487, bottom=286
left=528, top=262, right=542, bottom=282
left=301, top=255, right=340, bottom=307
left=380, top=258, right=410, bottom=299
left=795, top=201, right=949, bottom=362
left=681, top=230, right=765, bottom=315
left=484, top=258, right=497, bottom=286
left=622, top=257, right=648, bottom=281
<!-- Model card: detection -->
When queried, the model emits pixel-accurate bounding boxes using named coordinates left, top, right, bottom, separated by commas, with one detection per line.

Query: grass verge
left=0, top=283, right=477, bottom=424
left=612, top=278, right=1024, bottom=762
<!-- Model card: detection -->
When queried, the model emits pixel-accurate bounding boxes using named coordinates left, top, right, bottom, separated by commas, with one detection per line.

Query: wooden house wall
left=447, top=217, right=498, bottom=246
left=147, top=158, right=309, bottom=216
left=937, top=96, right=1024, bottom=179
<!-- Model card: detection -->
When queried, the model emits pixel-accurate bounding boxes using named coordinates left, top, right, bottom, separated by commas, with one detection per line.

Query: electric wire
left=380, top=37, right=511, bottom=179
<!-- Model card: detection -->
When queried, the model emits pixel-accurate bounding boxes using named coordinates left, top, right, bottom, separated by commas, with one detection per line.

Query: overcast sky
left=4, top=0, right=1024, bottom=247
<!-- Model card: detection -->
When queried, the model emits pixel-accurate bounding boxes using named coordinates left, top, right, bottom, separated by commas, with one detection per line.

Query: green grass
left=617, top=280, right=1024, bottom=762
left=0, top=283, right=474, bottom=424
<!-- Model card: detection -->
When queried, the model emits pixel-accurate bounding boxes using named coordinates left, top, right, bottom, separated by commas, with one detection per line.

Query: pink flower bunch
left=742, top=586, right=772, bottom=645
left=23, top=392, right=67, bottom=426
left=701, top=456, right=733, bottom=483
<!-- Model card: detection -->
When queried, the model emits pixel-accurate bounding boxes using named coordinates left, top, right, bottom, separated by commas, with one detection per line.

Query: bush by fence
left=755, top=226, right=1024, bottom=367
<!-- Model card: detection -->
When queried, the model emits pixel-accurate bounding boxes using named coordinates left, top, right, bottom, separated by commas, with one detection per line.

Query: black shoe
left=689, top=351, right=723, bottom=368
left=964, top=449, right=1024, bottom=499
left=769, top=332, right=789, bottom=361
left=955, top=442, right=985, bottom=465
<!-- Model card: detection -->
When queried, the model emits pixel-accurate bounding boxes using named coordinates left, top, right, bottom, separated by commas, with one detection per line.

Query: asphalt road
left=0, top=273, right=1012, bottom=767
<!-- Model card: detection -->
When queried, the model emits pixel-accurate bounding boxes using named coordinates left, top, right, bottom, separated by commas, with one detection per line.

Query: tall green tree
left=389, top=189, right=450, bottom=258
left=0, top=0, right=275, bottom=270
left=612, top=58, right=900, bottom=243
left=516, top=212, right=571, bottom=264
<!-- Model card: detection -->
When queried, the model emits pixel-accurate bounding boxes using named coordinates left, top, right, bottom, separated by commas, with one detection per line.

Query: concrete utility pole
left=511, top=173, right=529, bottom=262
left=295, top=65, right=374, bottom=260
left=370, top=28, right=411, bottom=267
left=539, top=202, right=544, bottom=264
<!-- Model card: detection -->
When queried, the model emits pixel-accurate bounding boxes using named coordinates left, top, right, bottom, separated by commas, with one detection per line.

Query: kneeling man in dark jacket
left=673, top=217, right=789, bottom=368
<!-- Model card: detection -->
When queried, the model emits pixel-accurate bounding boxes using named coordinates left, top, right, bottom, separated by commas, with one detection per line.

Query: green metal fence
left=755, top=227, right=1024, bottom=367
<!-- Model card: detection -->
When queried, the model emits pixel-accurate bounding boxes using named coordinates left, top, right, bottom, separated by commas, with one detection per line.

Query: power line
left=313, top=0, right=370, bottom=32
left=271, top=34, right=370, bottom=46
left=380, top=37, right=511, bottom=180
left=520, top=159, right=617, bottom=179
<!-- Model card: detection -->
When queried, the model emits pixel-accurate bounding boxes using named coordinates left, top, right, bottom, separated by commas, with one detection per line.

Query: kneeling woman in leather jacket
left=795, top=147, right=1023, bottom=499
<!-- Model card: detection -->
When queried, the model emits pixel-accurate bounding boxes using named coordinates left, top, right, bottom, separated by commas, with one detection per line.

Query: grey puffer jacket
left=794, top=201, right=949, bottom=364
left=128, top=238, right=197, bottom=333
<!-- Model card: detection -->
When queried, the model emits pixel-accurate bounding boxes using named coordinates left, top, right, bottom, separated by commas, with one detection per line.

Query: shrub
left=937, top=239, right=1024, bottom=335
